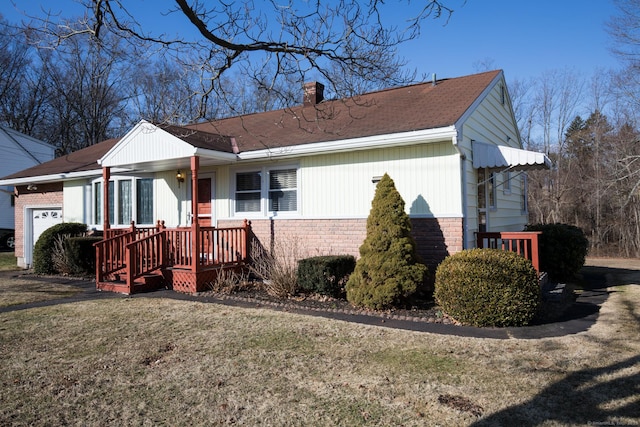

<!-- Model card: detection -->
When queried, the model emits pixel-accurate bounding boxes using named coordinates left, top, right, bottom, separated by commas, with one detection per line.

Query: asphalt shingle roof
left=1, top=70, right=501, bottom=180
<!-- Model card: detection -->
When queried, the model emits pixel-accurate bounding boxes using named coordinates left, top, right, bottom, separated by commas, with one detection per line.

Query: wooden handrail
left=125, top=231, right=166, bottom=285
left=476, top=231, right=542, bottom=274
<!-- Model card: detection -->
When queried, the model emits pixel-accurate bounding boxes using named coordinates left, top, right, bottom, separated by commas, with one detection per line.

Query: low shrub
left=525, top=223, right=589, bottom=281
left=434, top=249, right=540, bottom=327
left=64, top=236, right=102, bottom=275
left=33, top=222, right=88, bottom=274
left=249, top=236, right=300, bottom=298
left=297, top=255, right=356, bottom=297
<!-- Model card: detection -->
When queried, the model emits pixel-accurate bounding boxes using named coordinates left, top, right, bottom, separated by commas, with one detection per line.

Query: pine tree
left=346, top=173, right=427, bottom=309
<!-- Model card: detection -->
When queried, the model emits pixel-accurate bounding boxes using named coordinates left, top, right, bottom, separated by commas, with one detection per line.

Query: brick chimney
left=303, top=81, right=324, bottom=106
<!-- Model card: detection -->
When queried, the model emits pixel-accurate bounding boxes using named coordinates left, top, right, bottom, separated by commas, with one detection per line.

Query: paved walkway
left=0, top=266, right=614, bottom=340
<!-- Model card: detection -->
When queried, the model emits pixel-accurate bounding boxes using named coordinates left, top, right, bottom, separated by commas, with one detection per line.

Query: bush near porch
left=525, top=223, right=589, bottom=282
left=434, top=249, right=541, bottom=327
left=32, top=222, right=88, bottom=275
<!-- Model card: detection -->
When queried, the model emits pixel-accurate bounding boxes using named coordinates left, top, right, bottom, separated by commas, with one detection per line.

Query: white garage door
left=32, top=208, right=63, bottom=247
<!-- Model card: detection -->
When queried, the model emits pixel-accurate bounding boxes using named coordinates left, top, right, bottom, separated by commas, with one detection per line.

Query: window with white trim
left=520, top=173, right=528, bottom=213
left=234, top=167, right=298, bottom=215
left=488, top=171, right=496, bottom=208
left=503, top=171, right=511, bottom=194
left=93, top=176, right=154, bottom=226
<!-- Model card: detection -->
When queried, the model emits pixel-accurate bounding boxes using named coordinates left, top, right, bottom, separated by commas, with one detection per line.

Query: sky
left=2, top=0, right=623, bottom=83
left=399, top=0, right=621, bottom=82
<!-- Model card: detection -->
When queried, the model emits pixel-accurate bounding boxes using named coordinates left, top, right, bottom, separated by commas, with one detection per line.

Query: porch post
left=190, top=156, right=200, bottom=273
left=102, top=167, right=110, bottom=232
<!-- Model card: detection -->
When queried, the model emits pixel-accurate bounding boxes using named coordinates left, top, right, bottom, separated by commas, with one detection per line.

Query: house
left=0, top=126, right=55, bottom=249
left=0, top=70, right=551, bottom=293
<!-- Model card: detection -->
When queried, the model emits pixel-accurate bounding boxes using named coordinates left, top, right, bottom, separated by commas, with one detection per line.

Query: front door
left=197, top=177, right=213, bottom=227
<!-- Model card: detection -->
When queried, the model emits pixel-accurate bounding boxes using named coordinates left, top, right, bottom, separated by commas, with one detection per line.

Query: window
left=118, top=179, right=132, bottom=224
left=236, top=171, right=262, bottom=212
left=488, top=172, right=496, bottom=208
left=137, top=179, right=153, bottom=224
left=503, top=171, right=511, bottom=194
left=234, top=167, right=298, bottom=215
left=520, top=173, right=528, bottom=213
left=269, top=169, right=297, bottom=212
left=93, top=176, right=154, bottom=226
left=94, top=182, right=102, bottom=225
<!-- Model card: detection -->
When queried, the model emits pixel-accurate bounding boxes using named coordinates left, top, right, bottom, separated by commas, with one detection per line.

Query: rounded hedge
left=33, top=222, right=88, bottom=274
left=434, top=249, right=541, bottom=327
left=525, top=223, right=588, bottom=281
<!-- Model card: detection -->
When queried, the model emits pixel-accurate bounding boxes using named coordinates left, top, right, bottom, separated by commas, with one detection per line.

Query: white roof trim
left=472, top=141, right=552, bottom=171
left=0, top=168, right=130, bottom=186
left=99, top=120, right=198, bottom=167
left=238, top=126, right=458, bottom=160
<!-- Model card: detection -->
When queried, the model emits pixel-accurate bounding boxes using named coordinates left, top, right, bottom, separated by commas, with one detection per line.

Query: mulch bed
left=197, top=283, right=456, bottom=324
left=196, top=281, right=576, bottom=326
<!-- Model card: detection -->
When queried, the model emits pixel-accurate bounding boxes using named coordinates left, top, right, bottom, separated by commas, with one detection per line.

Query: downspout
left=451, top=131, right=468, bottom=249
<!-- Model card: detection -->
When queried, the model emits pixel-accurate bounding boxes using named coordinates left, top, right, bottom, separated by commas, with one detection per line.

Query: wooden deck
left=95, top=220, right=252, bottom=294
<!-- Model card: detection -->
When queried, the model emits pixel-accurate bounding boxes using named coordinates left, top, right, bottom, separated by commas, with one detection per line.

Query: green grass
left=0, top=251, right=18, bottom=271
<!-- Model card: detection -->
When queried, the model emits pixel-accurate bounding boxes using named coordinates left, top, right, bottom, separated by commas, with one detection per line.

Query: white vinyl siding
left=300, top=141, right=461, bottom=218
left=461, top=76, right=528, bottom=237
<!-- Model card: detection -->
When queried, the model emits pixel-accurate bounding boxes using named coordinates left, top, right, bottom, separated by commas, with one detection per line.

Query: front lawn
left=0, top=266, right=638, bottom=426
left=0, top=251, right=18, bottom=271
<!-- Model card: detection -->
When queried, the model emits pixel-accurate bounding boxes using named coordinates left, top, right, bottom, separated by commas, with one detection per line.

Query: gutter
left=0, top=168, right=130, bottom=187
left=237, top=126, right=458, bottom=160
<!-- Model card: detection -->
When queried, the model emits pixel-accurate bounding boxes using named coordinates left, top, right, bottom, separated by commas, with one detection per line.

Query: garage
left=25, top=207, right=63, bottom=267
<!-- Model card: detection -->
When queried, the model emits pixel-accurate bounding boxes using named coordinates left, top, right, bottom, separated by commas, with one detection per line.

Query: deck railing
left=96, top=221, right=165, bottom=286
left=164, top=223, right=250, bottom=269
left=125, top=231, right=167, bottom=284
left=97, top=220, right=252, bottom=293
left=476, top=231, right=542, bottom=274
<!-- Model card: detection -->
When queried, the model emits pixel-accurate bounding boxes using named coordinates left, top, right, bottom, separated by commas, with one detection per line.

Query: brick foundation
left=217, top=217, right=463, bottom=271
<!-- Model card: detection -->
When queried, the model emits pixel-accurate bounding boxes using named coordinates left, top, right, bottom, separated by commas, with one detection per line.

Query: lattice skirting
left=163, top=265, right=246, bottom=293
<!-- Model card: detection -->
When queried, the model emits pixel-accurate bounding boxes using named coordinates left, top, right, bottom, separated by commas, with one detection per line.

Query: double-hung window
left=235, top=167, right=298, bottom=215
left=93, top=176, right=154, bottom=227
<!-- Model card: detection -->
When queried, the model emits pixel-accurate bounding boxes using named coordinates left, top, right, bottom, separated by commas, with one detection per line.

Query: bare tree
left=0, top=17, right=50, bottom=136
left=25, top=0, right=456, bottom=119
left=40, top=33, right=131, bottom=153
left=608, top=0, right=640, bottom=65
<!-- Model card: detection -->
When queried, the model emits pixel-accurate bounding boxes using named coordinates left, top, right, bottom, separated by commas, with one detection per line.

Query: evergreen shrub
left=297, top=255, right=356, bottom=297
left=33, top=222, right=87, bottom=274
left=434, top=248, right=540, bottom=327
left=525, top=223, right=589, bottom=281
left=64, top=236, right=102, bottom=275
left=346, top=173, right=428, bottom=309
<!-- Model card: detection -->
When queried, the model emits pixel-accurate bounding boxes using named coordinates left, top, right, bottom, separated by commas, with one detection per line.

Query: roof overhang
left=0, top=168, right=130, bottom=186
left=99, top=120, right=238, bottom=171
left=472, top=141, right=552, bottom=171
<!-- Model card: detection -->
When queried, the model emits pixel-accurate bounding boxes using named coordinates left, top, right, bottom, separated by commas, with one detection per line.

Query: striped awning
left=472, top=141, right=552, bottom=171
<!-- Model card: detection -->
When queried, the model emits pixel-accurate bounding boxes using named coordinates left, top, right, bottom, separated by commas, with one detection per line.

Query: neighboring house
left=0, top=70, right=551, bottom=292
left=0, top=126, right=55, bottom=249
